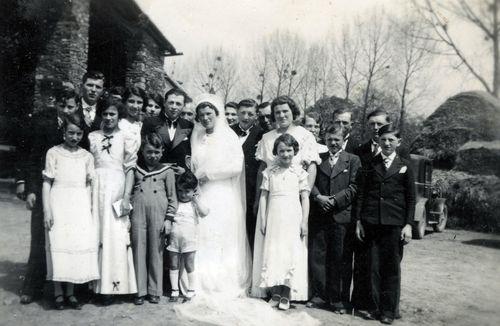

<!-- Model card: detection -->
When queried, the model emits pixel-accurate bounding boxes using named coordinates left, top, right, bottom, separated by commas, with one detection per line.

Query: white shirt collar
left=82, top=99, right=96, bottom=111
left=381, top=152, right=397, bottom=165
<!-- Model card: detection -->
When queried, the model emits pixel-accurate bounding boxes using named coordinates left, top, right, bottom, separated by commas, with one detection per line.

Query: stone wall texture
left=126, top=32, right=166, bottom=94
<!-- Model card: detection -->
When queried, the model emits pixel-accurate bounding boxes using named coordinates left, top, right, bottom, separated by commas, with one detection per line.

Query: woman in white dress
left=189, top=93, right=251, bottom=296
left=89, top=99, right=139, bottom=304
left=252, top=96, right=321, bottom=301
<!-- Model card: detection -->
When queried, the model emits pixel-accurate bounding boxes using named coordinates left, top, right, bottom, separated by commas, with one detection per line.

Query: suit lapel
left=384, top=155, right=404, bottom=179
left=319, top=155, right=332, bottom=177
left=171, top=119, right=190, bottom=149
left=373, top=155, right=386, bottom=178
left=330, top=151, right=349, bottom=179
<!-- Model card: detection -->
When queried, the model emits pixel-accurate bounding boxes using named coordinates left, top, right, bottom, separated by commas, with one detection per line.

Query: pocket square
left=343, top=169, right=348, bottom=173
left=182, top=136, right=189, bottom=141
left=399, top=166, right=407, bottom=173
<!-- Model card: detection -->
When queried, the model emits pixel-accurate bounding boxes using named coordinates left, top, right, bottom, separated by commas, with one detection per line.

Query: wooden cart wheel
left=413, top=210, right=426, bottom=240
left=433, top=205, right=448, bottom=233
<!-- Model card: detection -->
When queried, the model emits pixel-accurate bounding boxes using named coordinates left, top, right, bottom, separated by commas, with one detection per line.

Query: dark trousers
left=309, top=218, right=351, bottom=306
left=351, top=237, right=373, bottom=310
left=22, top=200, right=46, bottom=296
left=365, top=224, right=403, bottom=319
left=246, top=202, right=257, bottom=253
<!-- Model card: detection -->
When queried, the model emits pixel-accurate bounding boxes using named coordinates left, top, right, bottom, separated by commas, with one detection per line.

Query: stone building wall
left=34, top=0, right=90, bottom=110
left=125, top=32, right=166, bottom=94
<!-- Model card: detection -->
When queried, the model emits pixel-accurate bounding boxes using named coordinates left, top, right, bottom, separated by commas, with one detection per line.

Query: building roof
left=103, top=0, right=179, bottom=55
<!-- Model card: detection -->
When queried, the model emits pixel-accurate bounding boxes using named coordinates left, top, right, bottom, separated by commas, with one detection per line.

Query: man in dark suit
left=19, top=79, right=64, bottom=304
left=80, top=70, right=105, bottom=131
left=355, top=124, right=415, bottom=325
left=351, top=108, right=391, bottom=314
left=141, top=88, right=193, bottom=173
left=308, top=124, right=361, bottom=313
left=231, top=99, right=264, bottom=252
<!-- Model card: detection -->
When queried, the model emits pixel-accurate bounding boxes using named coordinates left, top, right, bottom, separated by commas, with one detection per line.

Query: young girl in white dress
left=256, top=133, right=310, bottom=311
left=43, top=113, right=99, bottom=310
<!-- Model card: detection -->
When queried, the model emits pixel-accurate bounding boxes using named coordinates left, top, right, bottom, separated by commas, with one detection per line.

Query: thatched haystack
left=456, top=141, right=500, bottom=177
left=433, top=169, right=500, bottom=233
left=411, top=91, right=500, bottom=168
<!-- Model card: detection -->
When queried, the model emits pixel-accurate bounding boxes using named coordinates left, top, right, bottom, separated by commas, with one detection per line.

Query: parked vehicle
left=409, top=154, right=448, bottom=239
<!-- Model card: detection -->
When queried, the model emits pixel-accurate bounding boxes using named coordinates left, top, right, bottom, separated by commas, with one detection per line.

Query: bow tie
left=167, top=119, right=178, bottom=128
left=101, top=135, right=113, bottom=153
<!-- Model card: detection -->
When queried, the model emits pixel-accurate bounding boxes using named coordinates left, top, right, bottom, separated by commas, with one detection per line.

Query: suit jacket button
left=154, top=190, right=157, bottom=194
left=381, top=197, right=384, bottom=200
left=153, top=178, right=157, bottom=182
left=143, top=178, right=147, bottom=181
left=140, top=189, right=143, bottom=193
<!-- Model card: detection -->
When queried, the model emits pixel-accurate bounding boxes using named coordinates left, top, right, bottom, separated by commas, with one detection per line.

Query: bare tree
left=414, top=0, right=500, bottom=96
left=265, top=30, right=307, bottom=98
left=249, top=39, right=272, bottom=103
left=391, top=15, right=435, bottom=133
left=356, top=9, right=393, bottom=132
left=193, top=47, right=240, bottom=103
left=298, top=43, right=333, bottom=109
left=333, top=24, right=361, bottom=101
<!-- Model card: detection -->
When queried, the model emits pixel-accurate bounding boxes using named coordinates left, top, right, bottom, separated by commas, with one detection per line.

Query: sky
left=136, top=0, right=489, bottom=117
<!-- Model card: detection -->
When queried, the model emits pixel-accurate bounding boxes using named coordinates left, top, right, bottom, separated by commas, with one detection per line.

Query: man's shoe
left=278, top=297, right=290, bottom=311
left=268, top=294, right=281, bottom=308
left=380, top=316, right=394, bottom=324
left=148, top=295, right=160, bottom=304
left=357, top=310, right=379, bottom=320
left=134, top=296, right=145, bottom=305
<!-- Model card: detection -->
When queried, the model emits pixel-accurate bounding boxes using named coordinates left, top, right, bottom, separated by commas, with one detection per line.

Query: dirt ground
left=0, top=192, right=499, bottom=326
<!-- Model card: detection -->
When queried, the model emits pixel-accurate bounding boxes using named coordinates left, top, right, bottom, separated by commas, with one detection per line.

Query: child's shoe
left=278, top=297, right=290, bottom=311
left=268, top=294, right=281, bottom=308
left=66, top=295, right=82, bottom=310
left=148, top=295, right=160, bottom=304
left=54, top=295, right=64, bottom=310
left=169, top=289, right=179, bottom=303
left=134, top=296, right=145, bottom=305
left=182, top=289, right=196, bottom=303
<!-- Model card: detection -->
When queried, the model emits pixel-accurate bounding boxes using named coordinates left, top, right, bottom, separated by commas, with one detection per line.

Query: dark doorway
left=88, top=0, right=128, bottom=88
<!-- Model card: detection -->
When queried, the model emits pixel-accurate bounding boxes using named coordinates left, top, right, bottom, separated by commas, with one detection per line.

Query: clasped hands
left=315, top=195, right=335, bottom=212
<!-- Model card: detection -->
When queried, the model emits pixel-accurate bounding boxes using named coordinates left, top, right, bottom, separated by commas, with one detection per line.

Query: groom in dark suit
left=308, top=124, right=361, bottom=312
left=231, top=99, right=264, bottom=252
left=141, top=88, right=193, bottom=173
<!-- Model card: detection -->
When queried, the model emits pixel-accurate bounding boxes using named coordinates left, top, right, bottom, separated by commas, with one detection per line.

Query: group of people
left=16, top=70, right=415, bottom=325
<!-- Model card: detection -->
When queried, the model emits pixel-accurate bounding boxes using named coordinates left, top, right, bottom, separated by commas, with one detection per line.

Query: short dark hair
left=62, top=112, right=86, bottom=131
left=177, top=170, right=199, bottom=190
left=109, top=86, right=125, bottom=97
left=272, top=133, right=300, bottom=156
left=56, top=88, right=78, bottom=104
left=237, top=99, right=257, bottom=110
left=332, top=108, right=352, bottom=119
left=195, top=102, right=219, bottom=122
left=324, top=124, right=347, bottom=138
left=270, top=96, right=301, bottom=122
left=164, top=88, right=188, bottom=103
left=225, top=101, right=238, bottom=110
left=147, top=92, right=164, bottom=108
left=378, top=123, right=400, bottom=138
left=82, top=70, right=105, bottom=84
left=141, top=132, right=163, bottom=150
left=257, top=101, right=270, bottom=112
left=367, top=109, right=390, bottom=123
left=97, top=97, right=128, bottom=119
left=122, top=86, right=147, bottom=110
left=302, top=111, right=322, bottom=125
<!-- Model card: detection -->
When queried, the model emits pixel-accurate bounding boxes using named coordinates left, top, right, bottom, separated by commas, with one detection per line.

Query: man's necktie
left=383, top=157, right=390, bottom=170
left=329, top=152, right=340, bottom=167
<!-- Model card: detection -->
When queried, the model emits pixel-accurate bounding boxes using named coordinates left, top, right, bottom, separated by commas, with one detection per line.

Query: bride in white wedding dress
left=174, top=94, right=319, bottom=326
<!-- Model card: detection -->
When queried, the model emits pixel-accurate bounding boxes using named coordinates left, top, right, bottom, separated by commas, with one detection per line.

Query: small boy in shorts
left=167, top=170, right=209, bottom=302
